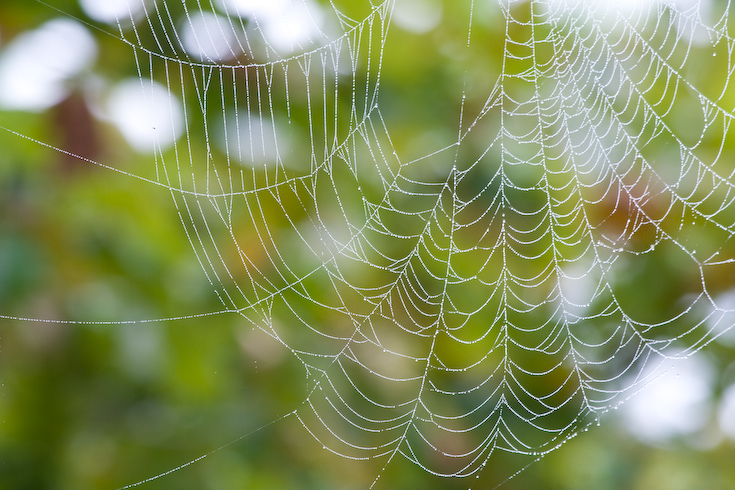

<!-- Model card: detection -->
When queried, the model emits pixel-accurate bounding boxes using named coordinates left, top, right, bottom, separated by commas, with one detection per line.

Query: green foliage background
left=1, top=1, right=735, bottom=489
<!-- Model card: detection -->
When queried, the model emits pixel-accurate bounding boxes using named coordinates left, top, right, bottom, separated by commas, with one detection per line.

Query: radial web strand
left=3, top=0, right=735, bottom=487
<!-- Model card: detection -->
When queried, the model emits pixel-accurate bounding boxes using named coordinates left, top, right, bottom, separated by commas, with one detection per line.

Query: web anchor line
left=5, top=0, right=735, bottom=488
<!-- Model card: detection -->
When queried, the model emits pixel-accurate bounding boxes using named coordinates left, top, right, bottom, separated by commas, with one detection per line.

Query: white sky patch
left=106, top=79, right=184, bottom=153
left=663, top=0, right=702, bottom=11
left=0, top=18, right=97, bottom=112
left=219, top=110, right=291, bottom=168
left=78, top=0, right=145, bottom=25
left=540, top=0, right=713, bottom=22
left=620, top=355, right=714, bottom=445
left=541, top=0, right=652, bottom=10
left=559, top=257, right=600, bottom=312
left=706, top=289, right=735, bottom=347
left=215, top=0, right=325, bottom=55
left=392, top=0, right=443, bottom=34
left=179, top=11, right=240, bottom=62
left=717, top=383, right=735, bottom=440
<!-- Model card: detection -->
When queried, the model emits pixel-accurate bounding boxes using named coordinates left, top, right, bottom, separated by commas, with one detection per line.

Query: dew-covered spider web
left=5, top=0, right=735, bottom=487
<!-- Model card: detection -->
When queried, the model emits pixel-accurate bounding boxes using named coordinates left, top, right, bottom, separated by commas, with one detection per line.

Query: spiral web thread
left=6, top=0, right=735, bottom=486
left=103, top=0, right=735, bottom=481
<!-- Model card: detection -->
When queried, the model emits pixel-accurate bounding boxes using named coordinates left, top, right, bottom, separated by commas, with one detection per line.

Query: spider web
left=5, top=0, right=735, bottom=487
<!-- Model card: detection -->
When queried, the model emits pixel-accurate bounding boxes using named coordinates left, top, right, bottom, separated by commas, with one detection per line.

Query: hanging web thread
left=5, top=0, right=735, bottom=485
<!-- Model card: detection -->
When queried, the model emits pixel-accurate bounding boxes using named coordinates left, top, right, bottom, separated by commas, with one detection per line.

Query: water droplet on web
left=13, top=1, right=735, bottom=486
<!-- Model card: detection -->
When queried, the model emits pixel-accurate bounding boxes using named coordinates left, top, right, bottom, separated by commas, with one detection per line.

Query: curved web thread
left=100, top=0, right=735, bottom=483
